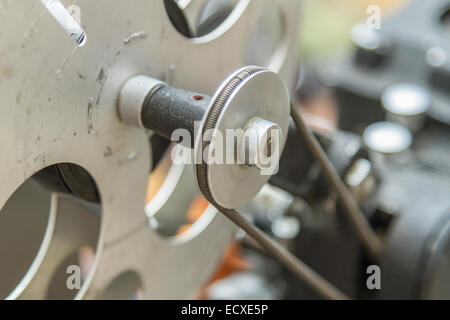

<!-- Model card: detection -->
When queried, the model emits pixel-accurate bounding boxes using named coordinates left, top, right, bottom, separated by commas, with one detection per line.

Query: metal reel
left=0, top=0, right=300, bottom=299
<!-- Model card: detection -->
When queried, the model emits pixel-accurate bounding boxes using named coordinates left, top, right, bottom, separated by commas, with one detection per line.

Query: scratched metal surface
left=0, top=0, right=299, bottom=299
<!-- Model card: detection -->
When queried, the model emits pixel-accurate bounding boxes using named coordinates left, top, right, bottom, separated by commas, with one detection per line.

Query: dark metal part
left=379, top=168, right=450, bottom=299
left=142, top=86, right=211, bottom=148
left=271, top=122, right=370, bottom=200
left=32, top=164, right=100, bottom=203
left=269, top=122, right=315, bottom=197
left=163, top=0, right=194, bottom=38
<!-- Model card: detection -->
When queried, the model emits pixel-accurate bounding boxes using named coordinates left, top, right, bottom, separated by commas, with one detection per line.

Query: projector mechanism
left=0, top=0, right=449, bottom=300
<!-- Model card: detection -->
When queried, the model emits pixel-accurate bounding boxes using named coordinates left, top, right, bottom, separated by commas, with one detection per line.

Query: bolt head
left=237, top=117, right=282, bottom=170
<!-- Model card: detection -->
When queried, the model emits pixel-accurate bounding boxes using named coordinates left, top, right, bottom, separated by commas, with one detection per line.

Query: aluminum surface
left=0, top=0, right=299, bottom=299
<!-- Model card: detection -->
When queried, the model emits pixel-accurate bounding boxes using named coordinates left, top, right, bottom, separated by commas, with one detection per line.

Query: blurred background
left=2, top=0, right=449, bottom=300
